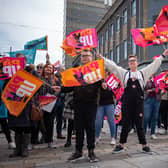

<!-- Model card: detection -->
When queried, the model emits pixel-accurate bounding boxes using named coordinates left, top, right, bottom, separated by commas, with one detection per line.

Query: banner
left=2, top=70, right=43, bottom=117
left=114, top=101, right=122, bottom=124
left=0, top=57, right=24, bottom=80
left=61, top=28, right=97, bottom=57
left=66, top=28, right=98, bottom=49
left=39, top=95, right=57, bottom=106
left=154, top=71, right=168, bottom=92
left=9, top=48, right=36, bottom=64
left=131, top=27, right=168, bottom=47
left=106, top=73, right=124, bottom=100
left=61, top=59, right=105, bottom=87
left=154, top=5, right=168, bottom=36
left=24, top=36, right=48, bottom=50
left=61, top=37, right=81, bottom=57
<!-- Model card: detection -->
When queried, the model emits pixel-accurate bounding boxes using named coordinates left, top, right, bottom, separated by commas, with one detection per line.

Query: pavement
left=0, top=123, right=168, bottom=168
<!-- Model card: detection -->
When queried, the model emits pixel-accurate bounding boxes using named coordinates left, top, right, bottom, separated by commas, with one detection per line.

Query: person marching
left=97, top=49, right=168, bottom=153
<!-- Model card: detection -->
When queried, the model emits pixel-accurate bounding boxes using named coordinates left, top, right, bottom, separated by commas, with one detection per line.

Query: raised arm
left=141, top=49, right=168, bottom=85
left=97, top=54, right=127, bottom=84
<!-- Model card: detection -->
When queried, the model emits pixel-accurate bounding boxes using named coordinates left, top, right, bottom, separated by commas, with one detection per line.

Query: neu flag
left=154, top=5, right=168, bottom=36
left=0, top=57, right=24, bottom=80
left=61, top=59, right=105, bottom=87
left=66, top=28, right=98, bottom=49
left=61, top=28, right=98, bottom=57
left=9, top=48, right=36, bottom=64
left=131, top=27, right=168, bottom=47
left=2, top=70, right=43, bottom=117
left=24, top=36, right=48, bottom=50
left=106, top=73, right=124, bottom=100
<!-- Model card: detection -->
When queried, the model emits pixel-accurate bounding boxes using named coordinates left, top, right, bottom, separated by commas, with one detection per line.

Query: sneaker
left=48, top=142, right=55, bottom=149
left=88, top=150, right=99, bottom=163
left=8, top=142, right=16, bottom=149
left=110, top=137, right=116, bottom=145
left=64, top=141, right=71, bottom=147
left=57, top=134, right=65, bottom=139
left=129, top=128, right=134, bottom=134
left=151, top=134, right=158, bottom=140
left=158, top=128, right=166, bottom=135
left=68, top=151, right=84, bottom=162
left=28, top=144, right=33, bottom=151
left=95, top=137, right=100, bottom=145
left=142, top=146, right=151, bottom=152
left=112, top=144, right=124, bottom=154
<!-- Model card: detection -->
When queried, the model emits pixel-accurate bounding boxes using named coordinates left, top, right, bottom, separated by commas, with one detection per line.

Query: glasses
left=129, top=59, right=137, bottom=63
left=37, top=66, right=43, bottom=69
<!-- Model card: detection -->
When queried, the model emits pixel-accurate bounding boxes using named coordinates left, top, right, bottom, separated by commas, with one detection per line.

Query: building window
left=131, top=37, right=136, bottom=54
left=116, top=45, right=120, bottom=63
left=116, top=16, right=120, bottom=32
left=123, top=8, right=127, bottom=24
left=131, top=0, right=136, bottom=16
left=105, top=30, right=108, bottom=41
left=123, top=40, right=127, bottom=60
left=110, top=50, right=113, bottom=60
left=111, top=24, right=114, bottom=36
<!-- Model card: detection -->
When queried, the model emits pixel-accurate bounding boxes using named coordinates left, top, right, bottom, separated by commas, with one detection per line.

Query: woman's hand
left=102, top=82, right=107, bottom=90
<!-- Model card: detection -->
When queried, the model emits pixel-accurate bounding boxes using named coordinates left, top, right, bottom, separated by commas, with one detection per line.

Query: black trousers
left=120, top=97, right=146, bottom=145
left=66, top=119, right=74, bottom=142
left=74, top=103, right=97, bottom=152
left=0, top=118, right=12, bottom=143
left=43, top=111, right=54, bottom=143
left=159, top=100, right=168, bottom=130
left=55, top=105, right=64, bottom=135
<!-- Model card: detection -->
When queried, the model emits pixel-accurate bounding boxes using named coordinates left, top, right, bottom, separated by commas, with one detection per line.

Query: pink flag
left=154, top=5, right=168, bottom=35
left=66, top=28, right=98, bottom=49
left=106, top=73, right=124, bottom=100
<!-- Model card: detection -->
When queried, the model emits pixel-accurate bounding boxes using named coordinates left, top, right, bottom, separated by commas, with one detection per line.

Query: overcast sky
left=0, top=0, right=64, bottom=65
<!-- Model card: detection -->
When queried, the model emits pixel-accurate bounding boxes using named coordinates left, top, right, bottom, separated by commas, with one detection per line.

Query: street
left=0, top=124, right=168, bottom=168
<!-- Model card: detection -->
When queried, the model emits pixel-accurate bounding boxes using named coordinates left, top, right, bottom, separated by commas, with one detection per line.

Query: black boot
left=64, top=141, right=71, bottom=147
left=88, top=149, right=99, bottom=163
left=21, top=133, right=30, bottom=157
left=9, top=133, right=22, bottom=158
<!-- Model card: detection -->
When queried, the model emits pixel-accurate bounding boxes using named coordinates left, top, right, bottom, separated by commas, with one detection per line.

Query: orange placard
left=1, top=70, right=43, bottom=117
left=61, top=59, right=105, bottom=87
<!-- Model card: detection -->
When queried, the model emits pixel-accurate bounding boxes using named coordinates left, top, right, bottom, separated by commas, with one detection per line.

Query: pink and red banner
left=106, top=73, right=124, bottom=100
left=131, top=5, right=168, bottom=47
left=154, top=5, right=168, bottom=36
left=66, top=28, right=98, bottom=49
left=0, top=57, right=24, bottom=80
left=61, top=28, right=98, bottom=57
left=131, top=27, right=168, bottom=47
left=154, top=71, right=168, bottom=92
left=114, top=101, right=122, bottom=124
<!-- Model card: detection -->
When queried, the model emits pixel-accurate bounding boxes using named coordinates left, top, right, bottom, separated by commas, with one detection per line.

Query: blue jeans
left=144, top=97, right=160, bottom=135
left=95, top=104, right=116, bottom=138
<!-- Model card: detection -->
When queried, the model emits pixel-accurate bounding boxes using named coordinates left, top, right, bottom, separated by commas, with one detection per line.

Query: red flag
left=154, top=71, right=168, bottom=92
left=39, top=96, right=57, bottom=106
left=131, top=27, right=168, bottom=47
left=106, top=73, right=124, bottom=100
left=154, top=5, right=168, bottom=35
left=61, top=28, right=98, bottom=57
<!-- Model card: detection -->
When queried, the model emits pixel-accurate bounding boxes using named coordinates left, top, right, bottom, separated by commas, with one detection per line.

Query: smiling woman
left=0, top=0, right=64, bottom=64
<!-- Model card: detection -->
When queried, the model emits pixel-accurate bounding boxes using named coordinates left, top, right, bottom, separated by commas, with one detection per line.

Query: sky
left=0, top=0, right=64, bottom=65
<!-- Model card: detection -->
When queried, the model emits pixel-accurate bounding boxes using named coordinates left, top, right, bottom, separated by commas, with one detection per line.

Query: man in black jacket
left=55, top=49, right=101, bottom=162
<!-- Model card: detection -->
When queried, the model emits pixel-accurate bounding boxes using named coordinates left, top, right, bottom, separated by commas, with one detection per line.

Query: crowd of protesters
left=0, top=48, right=168, bottom=163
